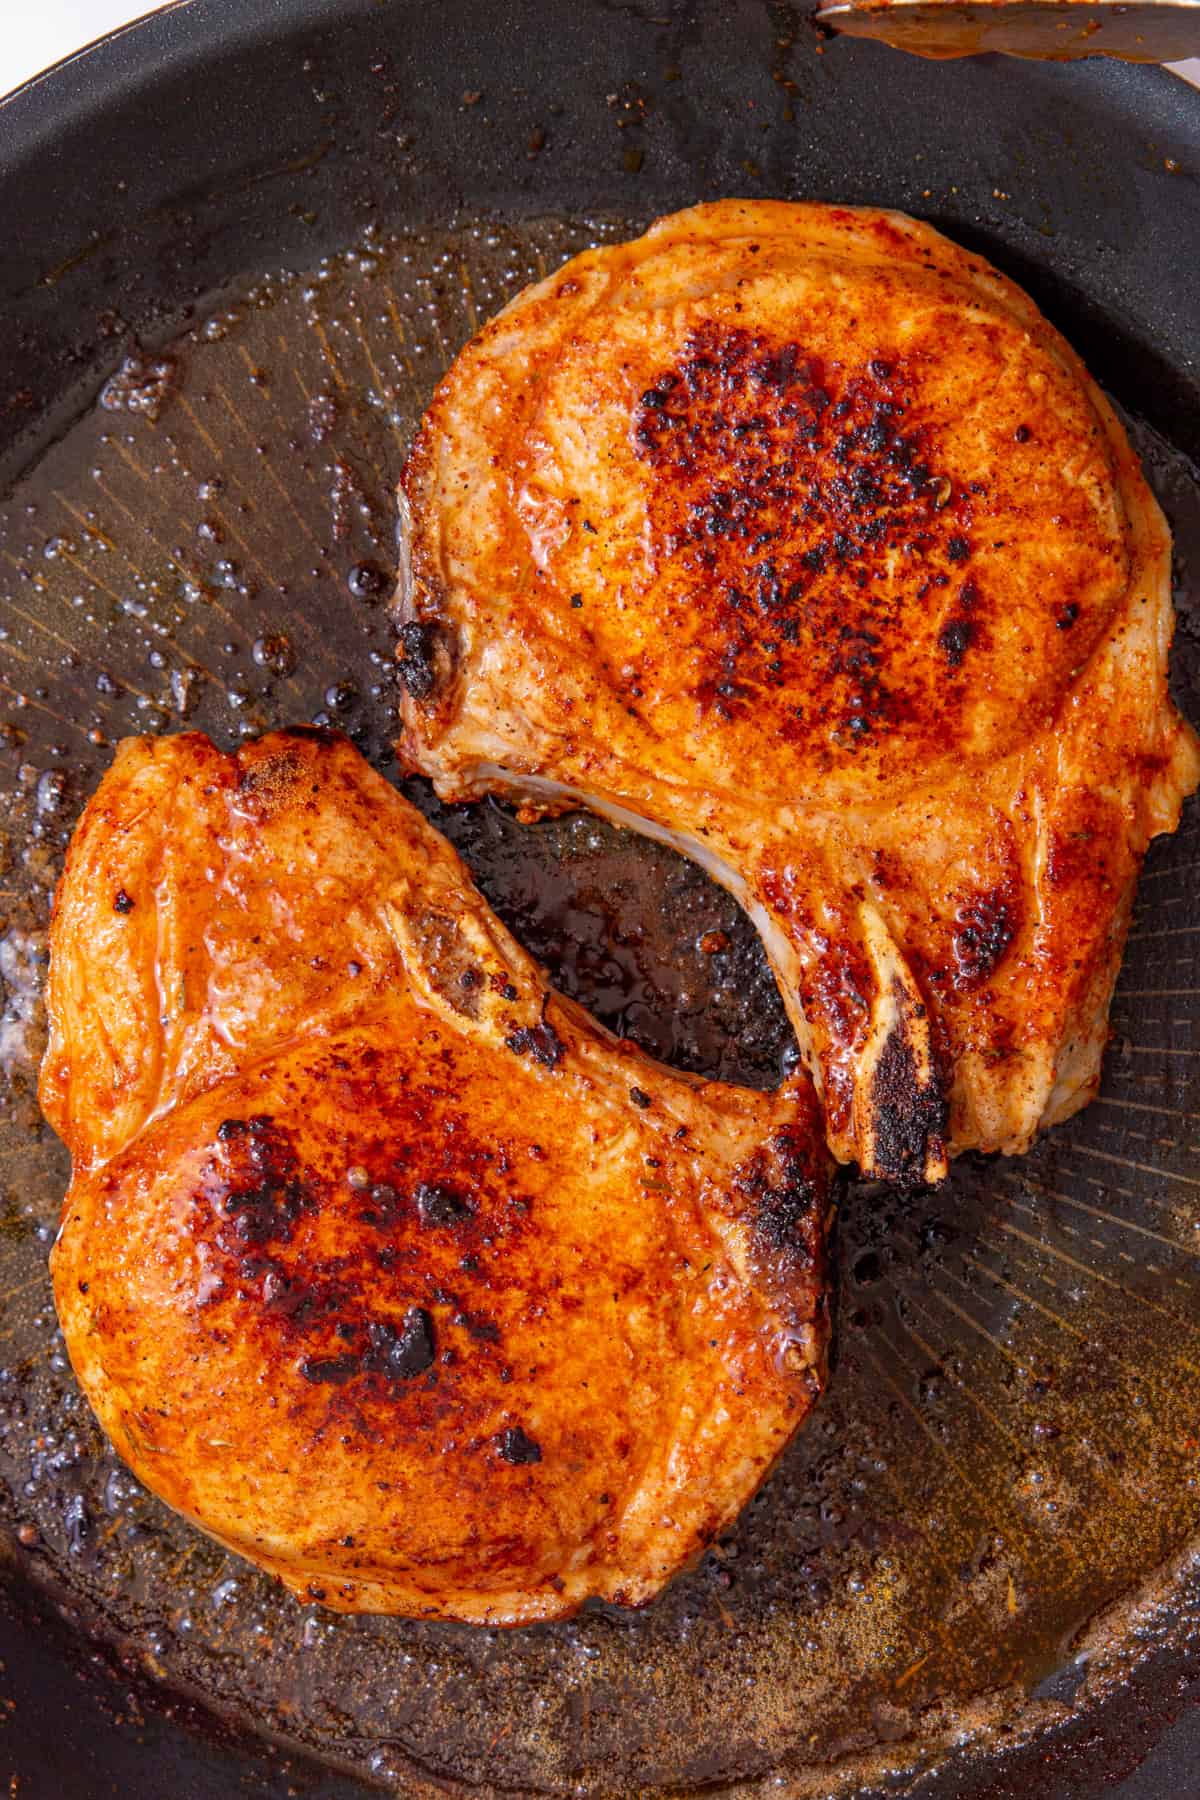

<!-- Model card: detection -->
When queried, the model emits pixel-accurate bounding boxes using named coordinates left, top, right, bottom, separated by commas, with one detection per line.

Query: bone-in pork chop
left=42, top=728, right=831, bottom=1623
left=396, top=199, right=1200, bottom=1184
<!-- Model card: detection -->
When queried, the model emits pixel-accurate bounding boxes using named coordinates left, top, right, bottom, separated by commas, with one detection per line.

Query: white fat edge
left=393, top=485, right=414, bottom=613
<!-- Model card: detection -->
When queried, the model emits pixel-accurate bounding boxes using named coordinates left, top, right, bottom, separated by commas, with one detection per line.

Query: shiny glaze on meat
left=41, top=729, right=831, bottom=1623
left=397, top=200, right=1200, bottom=1182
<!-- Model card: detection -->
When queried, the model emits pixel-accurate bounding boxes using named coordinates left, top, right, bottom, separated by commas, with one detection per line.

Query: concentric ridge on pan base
left=394, top=197, right=1200, bottom=1186
left=40, top=727, right=832, bottom=1625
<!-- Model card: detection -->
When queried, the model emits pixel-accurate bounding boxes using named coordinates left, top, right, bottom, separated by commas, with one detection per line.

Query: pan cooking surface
left=1, top=215, right=1199, bottom=1796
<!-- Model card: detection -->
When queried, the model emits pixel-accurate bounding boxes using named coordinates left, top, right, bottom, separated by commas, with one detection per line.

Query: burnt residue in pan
left=0, top=218, right=1199, bottom=1797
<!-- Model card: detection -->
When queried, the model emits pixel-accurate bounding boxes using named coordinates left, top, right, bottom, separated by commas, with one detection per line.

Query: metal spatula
left=816, top=0, right=1200, bottom=61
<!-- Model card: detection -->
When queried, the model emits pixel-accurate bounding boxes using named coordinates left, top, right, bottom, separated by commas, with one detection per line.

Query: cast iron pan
left=1, top=2, right=1199, bottom=1794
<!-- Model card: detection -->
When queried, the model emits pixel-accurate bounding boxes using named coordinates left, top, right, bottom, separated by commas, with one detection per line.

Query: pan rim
left=2, top=0, right=1200, bottom=162
left=1, top=4, right=1199, bottom=1797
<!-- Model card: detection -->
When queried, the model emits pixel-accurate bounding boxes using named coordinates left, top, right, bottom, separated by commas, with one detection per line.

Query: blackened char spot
left=631, top=322, right=953, bottom=735
left=496, top=1426, right=542, bottom=1464
left=505, top=1021, right=565, bottom=1069
left=751, top=343, right=799, bottom=389
left=869, top=990, right=948, bottom=1185
left=113, top=889, right=134, bottom=914
left=953, top=891, right=1016, bottom=989
left=733, top=1123, right=829, bottom=1296
left=397, top=620, right=443, bottom=700
left=364, top=1308, right=436, bottom=1380
left=751, top=1149, right=818, bottom=1260
left=416, top=1182, right=474, bottom=1227
left=937, top=618, right=975, bottom=669
left=210, top=1117, right=314, bottom=1251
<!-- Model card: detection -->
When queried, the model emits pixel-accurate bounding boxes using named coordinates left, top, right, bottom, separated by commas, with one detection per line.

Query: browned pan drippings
left=0, top=216, right=1198, bottom=1796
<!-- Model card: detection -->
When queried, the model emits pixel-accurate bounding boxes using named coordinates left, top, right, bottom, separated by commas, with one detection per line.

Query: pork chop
left=42, top=728, right=831, bottom=1623
left=396, top=199, right=1200, bottom=1184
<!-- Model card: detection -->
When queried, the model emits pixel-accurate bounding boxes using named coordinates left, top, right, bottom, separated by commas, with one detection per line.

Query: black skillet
left=1, top=2, right=1200, bottom=1795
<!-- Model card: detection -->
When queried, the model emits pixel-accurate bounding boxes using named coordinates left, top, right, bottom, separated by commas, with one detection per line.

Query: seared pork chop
left=396, top=199, right=1200, bottom=1184
left=42, top=729, right=831, bottom=1623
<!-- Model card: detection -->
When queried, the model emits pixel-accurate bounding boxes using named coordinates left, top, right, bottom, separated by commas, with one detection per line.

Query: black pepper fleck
left=505, top=1021, right=566, bottom=1069
left=416, top=1183, right=474, bottom=1228
left=496, top=1426, right=542, bottom=1465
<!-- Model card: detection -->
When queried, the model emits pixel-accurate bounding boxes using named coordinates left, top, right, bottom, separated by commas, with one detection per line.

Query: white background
left=4, top=2, right=167, bottom=95
left=1, top=1, right=1198, bottom=97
